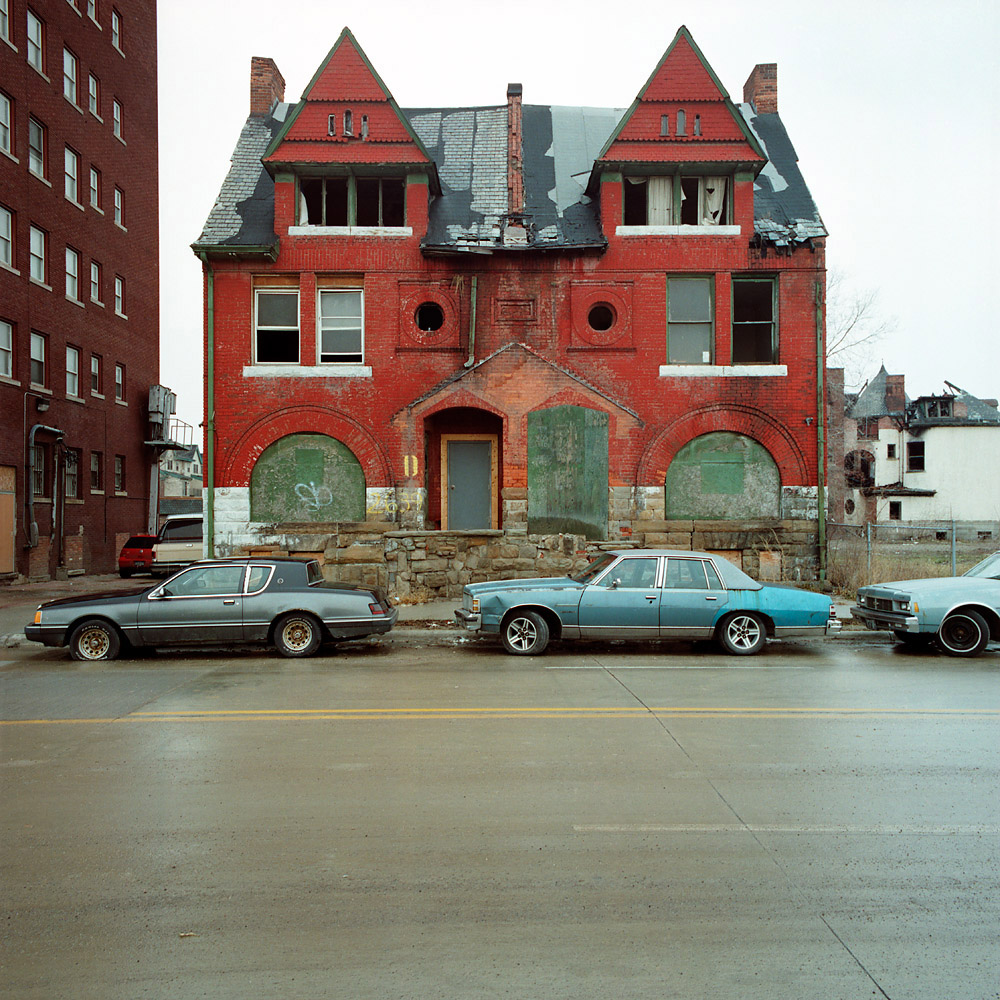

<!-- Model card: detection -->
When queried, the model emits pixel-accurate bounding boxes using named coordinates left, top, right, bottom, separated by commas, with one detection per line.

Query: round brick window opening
left=588, top=303, right=616, bottom=332
left=415, top=302, right=445, bottom=332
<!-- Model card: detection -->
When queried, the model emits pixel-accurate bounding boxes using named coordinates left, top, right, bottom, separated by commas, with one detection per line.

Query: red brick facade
left=0, top=0, right=160, bottom=579
left=198, top=27, right=829, bottom=589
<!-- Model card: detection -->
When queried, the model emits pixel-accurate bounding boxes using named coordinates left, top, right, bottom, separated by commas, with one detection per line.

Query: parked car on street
left=26, top=557, right=396, bottom=661
left=152, top=515, right=204, bottom=575
left=118, top=535, right=157, bottom=578
left=851, top=551, right=1000, bottom=656
left=455, top=549, right=841, bottom=655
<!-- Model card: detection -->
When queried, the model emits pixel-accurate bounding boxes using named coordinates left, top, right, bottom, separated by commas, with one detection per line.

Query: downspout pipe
left=464, top=275, right=478, bottom=368
left=815, top=279, right=827, bottom=583
left=25, top=423, right=65, bottom=548
left=198, top=254, right=215, bottom=558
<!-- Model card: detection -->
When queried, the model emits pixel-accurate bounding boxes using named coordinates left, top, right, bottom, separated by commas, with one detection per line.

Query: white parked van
left=152, top=515, right=204, bottom=575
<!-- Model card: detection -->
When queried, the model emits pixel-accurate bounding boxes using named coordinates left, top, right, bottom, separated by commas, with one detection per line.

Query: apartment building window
left=63, top=48, right=79, bottom=104
left=28, top=117, right=46, bottom=177
left=114, top=274, right=125, bottom=316
left=90, top=353, right=102, bottom=393
left=114, top=363, right=124, bottom=401
left=89, top=166, right=101, bottom=208
left=27, top=10, right=45, bottom=73
left=0, top=91, right=11, bottom=156
left=667, top=277, right=713, bottom=364
left=254, top=289, right=299, bottom=363
left=88, top=74, right=100, bottom=117
left=29, top=225, right=46, bottom=283
left=0, top=205, right=12, bottom=269
left=33, top=444, right=48, bottom=496
left=111, top=8, right=122, bottom=51
left=65, top=246, right=79, bottom=300
left=114, top=186, right=124, bottom=226
left=66, top=345, right=79, bottom=396
left=907, top=441, right=925, bottom=472
left=318, top=289, right=364, bottom=363
left=0, top=320, right=12, bottom=379
left=64, top=146, right=80, bottom=202
left=90, top=260, right=102, bottom=302
left=87, top=0, right=98, bottom=24
left=90, top=451, right=103, bottom=491
left=114, top=455, right=125, bottom=492
left=112, top=99, right=122, bottom=139
left=65, top=449, right=80, bottom=499
left=1, top=0, right=9, bottom=41
left=30, top=331, right=46, bottom=385
left=298, top=176, right=405, bottom=227
left=731, top=278, right=777, bottom=364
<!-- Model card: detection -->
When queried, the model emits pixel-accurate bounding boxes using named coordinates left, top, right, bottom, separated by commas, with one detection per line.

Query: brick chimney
left=885, top=374, right=906, bottom=413
left=250, top=57, right=285, bottom=116
left=743, top=63, right=777, bottom=114
left=507, top=83, right=524, bottom=215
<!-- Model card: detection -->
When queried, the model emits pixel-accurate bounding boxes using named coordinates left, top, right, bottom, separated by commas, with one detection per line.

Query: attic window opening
left=415, top=302, right=444, bottom=332
left=588, top=304, right=616, bottom=332
left=681, top=176, right=728, bottom=225
left=676, top=109, right=686, bottom=135
left=298, top=176, right=404, bottom=227
left=327, top=115, right=336, bottom=137
left=361, top=115, right=369, bottom=140
left=343, top=110, right=353, bottom=136
left=356, top=177, right=405, bottom=226
left=694, top=114, right=701, bottom=136
left=660, top=115, right=669, bottom=136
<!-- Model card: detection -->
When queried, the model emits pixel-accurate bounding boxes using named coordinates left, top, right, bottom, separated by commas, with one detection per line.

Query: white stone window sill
left=243, top=364, right=372, bottom=378
left=1, top=148, right=18, bottom=165
left=1, top=261, right=20, bottom=276
left=287, top=226, right=412, bottom=238
left=617, top=225, right=741, bottom=236
left=659, top=364, right=787, bottom=377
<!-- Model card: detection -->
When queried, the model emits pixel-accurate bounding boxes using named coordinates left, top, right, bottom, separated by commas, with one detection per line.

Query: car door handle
left=223, top=599, right=236, bottom=605
left=705, top=596, right=719, bottom=601
left=645, top=595, right=657, bottom=602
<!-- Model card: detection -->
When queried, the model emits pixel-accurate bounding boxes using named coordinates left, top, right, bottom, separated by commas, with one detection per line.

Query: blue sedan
left=455, top=549, right=841, bottom=655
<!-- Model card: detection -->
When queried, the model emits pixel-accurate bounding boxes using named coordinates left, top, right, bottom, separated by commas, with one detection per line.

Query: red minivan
left=117, top=535, right=157, bottom=578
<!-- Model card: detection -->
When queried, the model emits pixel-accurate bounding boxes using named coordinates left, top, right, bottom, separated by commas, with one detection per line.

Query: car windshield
left=571, top=553, right=618, bottom=584
left=964, top=551, right=1000, bottom=580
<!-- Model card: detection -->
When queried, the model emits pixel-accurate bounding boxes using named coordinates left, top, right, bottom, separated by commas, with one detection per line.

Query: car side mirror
left=610, top=578, right=621, bottom=589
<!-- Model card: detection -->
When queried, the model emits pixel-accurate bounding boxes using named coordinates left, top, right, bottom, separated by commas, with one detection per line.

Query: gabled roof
left=597, top=26, right=766, bottom=169
left=263, top=28, right=438, bottom=188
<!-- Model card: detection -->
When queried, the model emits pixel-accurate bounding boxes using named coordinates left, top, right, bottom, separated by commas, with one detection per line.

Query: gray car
left=25, top=557, right=396, bottom=660
left=851, top=551, right=1000, bottom=656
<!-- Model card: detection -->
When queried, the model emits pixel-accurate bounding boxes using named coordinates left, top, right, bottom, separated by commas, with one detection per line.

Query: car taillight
left=369, top=603, right=385, bottom=615
left=829, top=604, right=836, bottom=619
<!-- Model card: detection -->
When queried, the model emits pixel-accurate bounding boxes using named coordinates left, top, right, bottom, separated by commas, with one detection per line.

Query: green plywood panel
left=250, top=434, right=366, bottom=523
left=527, top=406, right=608, bottom=540
left=665, top=432, right=779, bottom=519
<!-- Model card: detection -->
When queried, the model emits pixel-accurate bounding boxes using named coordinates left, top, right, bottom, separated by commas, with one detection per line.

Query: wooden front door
left=441, top=435, right=498, bottom=530
left=0, top=466, right=15, bottom=575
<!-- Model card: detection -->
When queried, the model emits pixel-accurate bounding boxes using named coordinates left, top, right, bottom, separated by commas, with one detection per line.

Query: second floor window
left=112, top=99, right=123, bottom=139
left=907, top=441, right=925, bottom=473
left=731, top=278, right=777, bottom=364
left=114, top=186, right=124, bottom=226
left=89, top=166, right=101, bottom=208
left=254, top=289, right=299, bottom=363
left=623, top=174, right=729, bottom=227
left=298, top=176, right=405, bottom=227
left=91, top=353, right=101, bottom=393
left=114, top=363, right=124, bottom=401
left=88, top=74, right=100, bottom=116
left=90, top=260, right=102, bottom=302
left=667, top=276, right=713, bottom=365
left=114, top=275, right=125, bottom=315
left=318, top=289, right=363, bottom=363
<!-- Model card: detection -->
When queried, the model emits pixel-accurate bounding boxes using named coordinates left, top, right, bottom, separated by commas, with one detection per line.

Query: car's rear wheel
left=274, top=613, right=322, bottom=657
left=119, top=568, right=132, bottom=579
left=717, top=612, right=767, bottom=655
left=501, top=611, right=550, bottom=655
left=69, top=619, right=122, bottom=661
left=936, top=610, right=990, bottom=657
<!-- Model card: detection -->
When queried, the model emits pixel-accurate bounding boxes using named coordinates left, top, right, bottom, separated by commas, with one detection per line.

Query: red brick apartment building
left=0, top=0, right=159, bottom=579
left=194, top=26, right=830, bottom=596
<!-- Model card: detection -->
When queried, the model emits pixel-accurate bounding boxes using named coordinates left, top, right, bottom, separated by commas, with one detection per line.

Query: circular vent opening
left=588, top=304, right=615, bottom=332
left=415, top=302, right=445, bottom=332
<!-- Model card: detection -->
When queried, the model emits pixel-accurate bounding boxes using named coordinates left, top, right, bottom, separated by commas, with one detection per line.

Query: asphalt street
left=2, top=631, right=998, bottom=999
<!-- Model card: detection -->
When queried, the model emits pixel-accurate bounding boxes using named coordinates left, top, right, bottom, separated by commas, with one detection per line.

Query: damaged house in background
left=192, top=25, right=831, bottom=596
left=840, top=366, right=1000, bottom=537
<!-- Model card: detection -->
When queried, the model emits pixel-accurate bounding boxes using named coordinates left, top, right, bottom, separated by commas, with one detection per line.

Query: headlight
left=898, top=601, right=910, bottom=612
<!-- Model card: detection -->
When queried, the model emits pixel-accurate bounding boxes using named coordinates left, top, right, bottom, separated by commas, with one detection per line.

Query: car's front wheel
left=717, top=612, right=767, bottom=655
left=936, top=610, right=990, bottom=657
left=501, top=611, right=550, bottom=655
left=69, top=619, right=122, bottom=661
left=274, top=613, right=322, bottom=657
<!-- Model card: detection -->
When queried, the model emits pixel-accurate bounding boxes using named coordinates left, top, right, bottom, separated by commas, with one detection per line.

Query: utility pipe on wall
left=815, top=279, right=827, bottom=582
left=198, top=256, right=215, bottom=558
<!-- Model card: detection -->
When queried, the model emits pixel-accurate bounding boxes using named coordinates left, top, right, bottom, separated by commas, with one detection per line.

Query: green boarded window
left=250, top=434, right=365, bottom=523
left=664, top=432, right=779, bottom=519
left=527, top=406, right=608, bottom=540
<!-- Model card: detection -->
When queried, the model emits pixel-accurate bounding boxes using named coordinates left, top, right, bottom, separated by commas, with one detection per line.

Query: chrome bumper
left=851, top=606, right=920, bottom=632
left=454, top=608, right=482, bottom=631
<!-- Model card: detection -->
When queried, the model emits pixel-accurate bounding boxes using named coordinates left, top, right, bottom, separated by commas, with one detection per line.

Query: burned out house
left=192, top=26, right=831, bottom=594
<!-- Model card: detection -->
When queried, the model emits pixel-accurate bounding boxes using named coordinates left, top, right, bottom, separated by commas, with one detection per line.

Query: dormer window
left=298, top=175, right=405, bottom=227
left=327, top=115, right=337, bottom=136
left=343, top=110, right=353, bottom=137
left=622, top=175, right=729, bottom=226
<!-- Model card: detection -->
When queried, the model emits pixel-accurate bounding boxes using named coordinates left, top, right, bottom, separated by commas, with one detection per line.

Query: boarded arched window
left=250, top=434, right=365, bottom=523
left=664, top=432, right=779, bottom=519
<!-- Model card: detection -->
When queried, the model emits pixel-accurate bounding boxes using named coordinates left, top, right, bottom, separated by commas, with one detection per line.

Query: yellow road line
left=3, top=706, right=998, bottom=725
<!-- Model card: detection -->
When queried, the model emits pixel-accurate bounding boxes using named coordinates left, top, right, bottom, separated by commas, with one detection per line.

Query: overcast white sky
left=157, top=0, right=1000, bottom=430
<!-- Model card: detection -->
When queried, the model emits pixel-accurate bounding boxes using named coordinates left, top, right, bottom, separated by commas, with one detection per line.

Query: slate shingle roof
left=194, top=101, right=825, bottom=253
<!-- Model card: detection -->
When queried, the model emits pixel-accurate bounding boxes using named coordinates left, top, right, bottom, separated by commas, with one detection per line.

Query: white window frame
left=28, top=117, right=45, bottom=178
left=114, top=274, right=125, bottom=316
left=114, top=363, right=124, bottom=401
left=112, top=99, right=122, bottom=139
left=64, top=146, right=79, bottom=203
left=87, top=0, right=98, bottom=24
left=62, top=48, right=78, bottom=104
left=253, top=288, right=299, bottom=365
left=114, top=454, right=124, bottom=492
left=90, top=353, right=101, bottom=394
left=1, top=0, right=9, bottom=42
left=29, top=225, right=46, bottom=284
left=65, top=246, right=79, bottom=300
left=0, top=204, right=12, bottom=269
left=30, top=331, right=46, bottom=385
left=88, top=73, right=100, bottom=117
left=113, top=186, right=124, bottom=227
left=0, top=319, right=12, bottom=379
left=89, top=166, right=101, bottom=209
left=27, top=10, right=44, bottom=73
left=317, top=288, right=364, bottom=365
left=90, top=260, right=102, bottom=302
left=0, top=91, right=11, bottom=157
left=111, top=8, right=122, bottom=52
left=66, top=345, right=79, bottom=396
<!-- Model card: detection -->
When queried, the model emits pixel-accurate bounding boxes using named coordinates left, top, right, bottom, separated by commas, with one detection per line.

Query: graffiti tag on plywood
left=295, top=482, right=334, bottom=512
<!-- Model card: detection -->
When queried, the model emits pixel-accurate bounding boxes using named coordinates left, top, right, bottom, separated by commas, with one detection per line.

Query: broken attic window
left=356, top=177, right=405, bottom=226
left=623, top=176, right=671, bottom=225
left=361, top=115, right=369, bottom=139
left=343, top=110, right=353, bottom=136
left=694, top=114, right=701, bottom=136
left=327, top=115, right=336, bottom=136
left=298, top=177, right=403, bottom=226
left=731, top=278, right=776, bottom=363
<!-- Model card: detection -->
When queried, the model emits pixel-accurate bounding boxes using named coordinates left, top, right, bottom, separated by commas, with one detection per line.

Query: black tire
left=69, top=619, right=122, bottom=661
left=717, top=612, right=767, bottom=655
left=893, top=630, right=933, bottom=647
left=501, top=611, right=550, bottom=655
left=936, top=610, right=990, bottom=657
left=273, top=613, right=322, bottom=658
left=119, top=569, right=132, bottom=579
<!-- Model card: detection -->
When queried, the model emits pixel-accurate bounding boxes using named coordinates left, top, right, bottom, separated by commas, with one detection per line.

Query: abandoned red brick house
left=193, top=26, right=830, bottom=595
